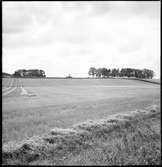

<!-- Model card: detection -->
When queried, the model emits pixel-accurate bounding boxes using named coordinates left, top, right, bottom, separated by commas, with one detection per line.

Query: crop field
left=2, top=78, right=160, bottom=145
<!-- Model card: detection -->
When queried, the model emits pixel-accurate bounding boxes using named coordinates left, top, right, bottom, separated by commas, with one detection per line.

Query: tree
left=96, top=68, right=103, bottom=78
left=144, top=69, right=154, bottom=79
left=119, top=68, right=126, bottom=77
left=40, top=70, right=46, bottom=77
left=135, top=69, right=140, bottom=78
left=107, top=69, right=111, bottom=77
left=88, top=67, right=97, bottom=78
left=115, top=68, right=120, bottom=77
left=150, top=70, right=154, bottom=79
left=13, top=69, right=46, bottom=78
left=101, top=68, right=108, bottom=78
left=125, top=68, right=132, bottom=77
left=88, top=67, right=154, bottom=79
left=111, top=68, right=118, bottom=77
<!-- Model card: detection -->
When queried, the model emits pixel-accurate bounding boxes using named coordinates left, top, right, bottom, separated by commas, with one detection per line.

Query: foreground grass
left=2, top=104, right=161, bottom=165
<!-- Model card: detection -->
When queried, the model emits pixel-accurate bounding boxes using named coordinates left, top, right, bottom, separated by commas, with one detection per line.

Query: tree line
left=88, top=67, right=154, bottom=79
left=13, top=69, right=46, bottom=78
left=2, top=72, right=11, bottom=78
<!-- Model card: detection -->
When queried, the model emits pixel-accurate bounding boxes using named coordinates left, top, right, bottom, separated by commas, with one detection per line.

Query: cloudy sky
left=2, top=1, right=160, bottom=78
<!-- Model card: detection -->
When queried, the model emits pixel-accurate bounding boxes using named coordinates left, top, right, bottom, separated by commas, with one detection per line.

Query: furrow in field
left=18, top=78, right=23, bottom=87
left=2, top=78, right=14, bottom=92
left=2, top=78, right=14, bottom=93
left=19, top=78, right=27, bottom=95
left=2, top=78, right=11, bottom=88
left=3, top=87, right=17, bottom=96
left=3, top=78, right=19, bottom=96
left=3, top=87, right=12, bottom=92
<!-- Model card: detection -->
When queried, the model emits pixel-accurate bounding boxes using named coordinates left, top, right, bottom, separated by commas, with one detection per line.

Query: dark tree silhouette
left=88, top=67, right=154, bottom=79
left=13, top=69, right=46, bottom=78
left=88, top=67, right=97, bottom=78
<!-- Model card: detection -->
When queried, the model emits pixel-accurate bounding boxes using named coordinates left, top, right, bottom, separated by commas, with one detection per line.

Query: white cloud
left=2, top=1, right=160, bottom=78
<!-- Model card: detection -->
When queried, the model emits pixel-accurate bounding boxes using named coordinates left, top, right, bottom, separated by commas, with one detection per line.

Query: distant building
left=13, top=69, right=46, bottom=78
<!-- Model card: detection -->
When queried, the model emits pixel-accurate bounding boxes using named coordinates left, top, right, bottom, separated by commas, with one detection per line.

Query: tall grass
left=2, top=105, right=161, bottom=165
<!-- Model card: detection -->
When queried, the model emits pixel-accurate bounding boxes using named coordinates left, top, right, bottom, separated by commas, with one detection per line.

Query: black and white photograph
left=2, top=1, right=161, bottom=165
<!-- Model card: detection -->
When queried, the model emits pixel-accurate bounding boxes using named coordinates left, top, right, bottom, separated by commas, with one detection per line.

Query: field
left=2, top=78, right=161, bottom=165
left=3, top=104, right=161, bottom=165
left=3, top=78, right=160, bottom=144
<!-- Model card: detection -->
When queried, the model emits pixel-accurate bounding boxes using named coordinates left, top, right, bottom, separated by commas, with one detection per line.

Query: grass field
left=2, top=78, right=160, bottom=144
left=143, top=78, right=160, bottom=83
left=2, top=104, right=161, bottom=165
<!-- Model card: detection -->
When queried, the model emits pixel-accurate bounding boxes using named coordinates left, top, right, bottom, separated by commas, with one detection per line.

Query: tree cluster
left=88, top=67, right=154, bottom=79
left=2, top=72, right=11, bottom=78
left=13, top=69, right=46, bottom=78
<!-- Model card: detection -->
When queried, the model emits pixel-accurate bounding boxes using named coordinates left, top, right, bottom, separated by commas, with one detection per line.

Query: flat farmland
left=2, top=78, right=160, bottom=144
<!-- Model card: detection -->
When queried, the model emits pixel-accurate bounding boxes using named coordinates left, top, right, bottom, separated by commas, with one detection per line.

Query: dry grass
left=2, top=104, right=161, bottom=165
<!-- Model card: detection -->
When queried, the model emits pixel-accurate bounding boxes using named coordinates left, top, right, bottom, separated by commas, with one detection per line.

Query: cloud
left=2, top=1, right=160, bottom=78
left=2, top=1, right=160, bottom=47
left=3, top=2, right=33, bottom=34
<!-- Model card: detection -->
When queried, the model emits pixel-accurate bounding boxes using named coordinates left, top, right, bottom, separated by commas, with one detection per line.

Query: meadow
left=2, top=78, right=161, bottom=165
left=3, top=104, right=161, bottom=165
left=2, top=78, right=160, bottom=144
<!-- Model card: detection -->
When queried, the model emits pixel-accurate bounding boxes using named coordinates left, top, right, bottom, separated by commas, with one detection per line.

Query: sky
left=2, top=1, right=160, bottom=78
